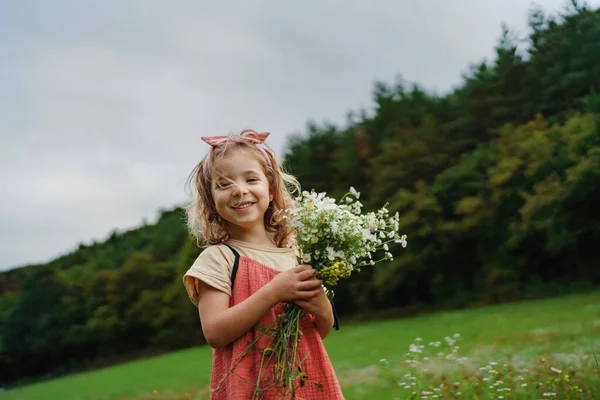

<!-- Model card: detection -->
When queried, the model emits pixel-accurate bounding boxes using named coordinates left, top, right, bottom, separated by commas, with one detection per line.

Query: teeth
left=234, top=203, right=252, bottom=209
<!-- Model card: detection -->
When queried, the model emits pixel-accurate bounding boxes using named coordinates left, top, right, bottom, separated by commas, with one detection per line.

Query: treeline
left=0, top=209, right=203, bottom=385
left=1, top=1, right=600, bottom=387
left=283, top=1, right=600, bottom=312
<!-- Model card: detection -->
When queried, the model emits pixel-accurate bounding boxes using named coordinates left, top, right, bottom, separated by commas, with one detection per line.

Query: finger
left=297, top=268, right=317, bottom=280
left=297, top=288, right=321, bottom=299
left=298, top=279, right=323, bottom=291
left=292, top=264, right=312, bottom=273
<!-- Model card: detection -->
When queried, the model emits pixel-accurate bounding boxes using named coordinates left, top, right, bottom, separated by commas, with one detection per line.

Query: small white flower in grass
left=543, top=393, right=556, bottom=397
left=409, top=344, right=422, bottom=353
left=349, top=186, right=360, bottom=198
left=550, top=367, right=562, bottom=374
left=383, top=243, right=389, bottom=251
left=301, top=253, right=311, bottom=263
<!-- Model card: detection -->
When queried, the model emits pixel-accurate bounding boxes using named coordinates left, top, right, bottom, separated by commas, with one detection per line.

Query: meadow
left=3, top=291, right=599, bottom=400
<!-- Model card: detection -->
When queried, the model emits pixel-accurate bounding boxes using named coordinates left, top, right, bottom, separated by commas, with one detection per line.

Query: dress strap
left=331, top=300, right=340, bottom=330
left=223, top=243, right=240, bottom=289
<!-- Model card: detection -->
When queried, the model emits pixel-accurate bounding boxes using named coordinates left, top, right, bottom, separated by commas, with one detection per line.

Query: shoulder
left=189, top=244, right=238, bottom=278
left=194, top=244, right=235, bottom=268
left=182, top=244, right=236, bottom=305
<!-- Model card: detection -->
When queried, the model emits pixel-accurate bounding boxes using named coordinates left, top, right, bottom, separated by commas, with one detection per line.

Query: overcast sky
left=1, top=0, right=596, bottom=271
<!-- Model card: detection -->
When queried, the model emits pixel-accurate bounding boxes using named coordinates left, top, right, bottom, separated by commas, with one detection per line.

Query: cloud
left=1, top=0, right=596, bottom=270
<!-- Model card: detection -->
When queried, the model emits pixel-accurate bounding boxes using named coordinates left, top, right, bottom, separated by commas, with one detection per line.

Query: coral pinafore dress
left=210, top=244, right=344, bottom=399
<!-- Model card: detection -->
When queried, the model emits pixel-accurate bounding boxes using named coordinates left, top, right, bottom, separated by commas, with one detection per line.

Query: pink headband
left=201, top=130, right=274, bottom=168
left=201, top=130, right=270, bottom=147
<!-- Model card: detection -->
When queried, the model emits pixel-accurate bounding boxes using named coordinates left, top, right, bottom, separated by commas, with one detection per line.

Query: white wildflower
left=349, top=186, right=360, bottom=198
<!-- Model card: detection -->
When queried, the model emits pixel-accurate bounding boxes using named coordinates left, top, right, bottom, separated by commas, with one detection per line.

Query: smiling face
left=210, top=148, right=273, bottom=239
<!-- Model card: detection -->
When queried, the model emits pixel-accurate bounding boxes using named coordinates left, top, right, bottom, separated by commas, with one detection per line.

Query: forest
left=1, top=1, right=599, bottom=387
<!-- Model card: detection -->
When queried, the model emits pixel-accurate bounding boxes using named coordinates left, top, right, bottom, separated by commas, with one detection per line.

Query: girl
left=182, top=130, right=344, bottom=399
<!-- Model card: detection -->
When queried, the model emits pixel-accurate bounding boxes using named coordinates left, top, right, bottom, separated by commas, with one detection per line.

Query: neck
left=228, top=225, right=277, bottom=248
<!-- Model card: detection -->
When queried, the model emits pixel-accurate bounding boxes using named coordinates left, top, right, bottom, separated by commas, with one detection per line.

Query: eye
left=217, top=181, right=231, bottom=188
left=247, top=177, right=260, bottom=183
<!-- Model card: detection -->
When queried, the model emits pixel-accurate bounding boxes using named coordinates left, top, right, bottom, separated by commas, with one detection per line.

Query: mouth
left=231, top=202, right=254, bottom=210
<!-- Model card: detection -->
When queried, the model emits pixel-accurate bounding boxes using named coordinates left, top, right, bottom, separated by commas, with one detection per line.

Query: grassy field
left=3, top=292, right=600, bottom=399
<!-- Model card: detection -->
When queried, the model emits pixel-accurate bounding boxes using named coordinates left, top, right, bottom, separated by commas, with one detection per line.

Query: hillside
left=1, top=1, right=600, bottom=387
left=5, top=292, right=600, bottom=399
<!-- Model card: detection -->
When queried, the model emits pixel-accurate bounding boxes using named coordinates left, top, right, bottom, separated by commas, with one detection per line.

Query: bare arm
left=197, top=265, right=322, bottom=349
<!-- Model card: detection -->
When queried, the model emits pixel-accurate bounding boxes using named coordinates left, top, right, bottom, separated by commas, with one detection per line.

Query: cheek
left=219, top=192, right=230, bottom=204
left=212, top=191, right=226, bottom=207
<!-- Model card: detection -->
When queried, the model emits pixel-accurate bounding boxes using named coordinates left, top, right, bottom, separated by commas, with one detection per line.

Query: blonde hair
left=184, top=130, right=300, bottom=248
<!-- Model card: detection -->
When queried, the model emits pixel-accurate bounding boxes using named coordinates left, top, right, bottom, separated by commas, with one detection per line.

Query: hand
left=267, top=264, right=323, bottom=303
left=294, top=286, right=330, bottom=318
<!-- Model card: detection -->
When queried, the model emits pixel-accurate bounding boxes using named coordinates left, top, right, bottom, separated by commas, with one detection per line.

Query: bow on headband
left=201, top=130, right=270, bottom=147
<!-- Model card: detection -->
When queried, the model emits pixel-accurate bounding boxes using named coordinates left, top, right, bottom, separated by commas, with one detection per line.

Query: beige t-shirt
left=183, top=239, right=298, bottom=306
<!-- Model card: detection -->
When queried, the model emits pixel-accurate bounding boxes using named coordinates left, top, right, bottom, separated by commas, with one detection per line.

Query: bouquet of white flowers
left=268, top=188, right=407, bottom=395
left=286, top=188, right=407, bottom=288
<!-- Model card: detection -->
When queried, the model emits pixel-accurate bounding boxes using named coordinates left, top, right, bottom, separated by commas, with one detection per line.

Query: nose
left=232, top=183, right=249, bottom=197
